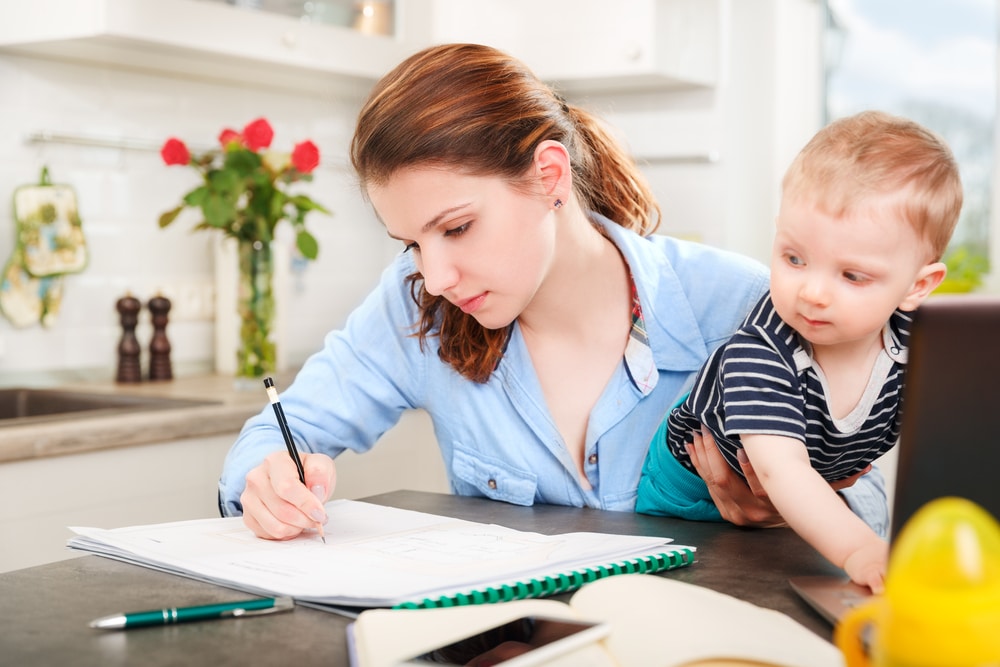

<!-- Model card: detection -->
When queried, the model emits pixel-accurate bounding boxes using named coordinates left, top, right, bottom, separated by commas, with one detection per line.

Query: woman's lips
left=457, top=293, right=487, bottom=314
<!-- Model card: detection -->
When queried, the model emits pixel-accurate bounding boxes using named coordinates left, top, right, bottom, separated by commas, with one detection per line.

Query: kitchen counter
left=0, top=372, right=296, bottom=464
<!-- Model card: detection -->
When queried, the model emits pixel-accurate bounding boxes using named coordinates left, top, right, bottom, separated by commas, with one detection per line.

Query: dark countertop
left=0, top=490, right=840, bottom=666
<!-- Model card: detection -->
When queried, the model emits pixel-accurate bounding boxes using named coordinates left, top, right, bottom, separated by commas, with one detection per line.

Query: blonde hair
left=782, top=110, right=963, bottom=260
left=351, top=43, right=659, bottom=382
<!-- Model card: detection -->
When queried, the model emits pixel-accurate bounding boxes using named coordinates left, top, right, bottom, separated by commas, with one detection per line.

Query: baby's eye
left=786, top=254, right=804, bottom=266
left=404, top=242, right=419, bottom=253
left=844, top=271, right=868, bottom=284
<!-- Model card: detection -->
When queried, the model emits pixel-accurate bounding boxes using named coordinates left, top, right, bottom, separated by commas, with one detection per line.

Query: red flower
left=160, top=138, right=191, bottom=166
left=242, top=117, right=274, bottom=151
left=291, top=140, right=320, bottom=174
left=218, top=128, right=241, bottom=148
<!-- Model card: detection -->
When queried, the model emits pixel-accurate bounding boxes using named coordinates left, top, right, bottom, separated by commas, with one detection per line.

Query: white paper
left=68, top=499, right=692, bottom=609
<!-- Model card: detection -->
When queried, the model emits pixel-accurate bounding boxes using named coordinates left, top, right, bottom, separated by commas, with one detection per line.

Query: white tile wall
left=0, top=53, right=399, bottom=381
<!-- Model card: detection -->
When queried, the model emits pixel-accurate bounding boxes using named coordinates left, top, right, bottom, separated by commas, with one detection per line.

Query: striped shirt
left=666, top=293, right=910, bottom=482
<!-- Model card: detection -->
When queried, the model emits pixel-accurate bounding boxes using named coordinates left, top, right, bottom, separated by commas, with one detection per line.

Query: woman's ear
left=899, top=261, right=948, bottom=311
left=533, top=140, right=571, bottom=199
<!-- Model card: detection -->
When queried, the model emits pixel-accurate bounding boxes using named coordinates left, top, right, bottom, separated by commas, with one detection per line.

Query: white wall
left=0, top=54, right=398, bottom=383
left=0, top=0, right=823, bottom=382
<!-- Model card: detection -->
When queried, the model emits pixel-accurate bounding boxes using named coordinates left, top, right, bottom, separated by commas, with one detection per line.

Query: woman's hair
left=351, top=43, right=659, bottom=382
left=781, top=110, right=963, bottom=261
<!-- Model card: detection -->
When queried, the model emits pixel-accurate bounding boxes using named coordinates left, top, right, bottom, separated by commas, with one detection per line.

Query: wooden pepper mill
left=147, top=293, right=173, bottom=381
left=115, top=293, right=142, bottom=384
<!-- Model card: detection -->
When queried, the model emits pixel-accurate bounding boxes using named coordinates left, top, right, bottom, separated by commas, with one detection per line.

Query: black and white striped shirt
left=666, top=293, right=910, bottom=482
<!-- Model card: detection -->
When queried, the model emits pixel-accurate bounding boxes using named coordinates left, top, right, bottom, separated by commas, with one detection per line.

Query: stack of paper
left=68, top=499, right=695, bottom=612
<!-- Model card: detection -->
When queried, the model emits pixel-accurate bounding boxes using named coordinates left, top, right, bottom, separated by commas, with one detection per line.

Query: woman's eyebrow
left=385, top=203, right=472, bottom=240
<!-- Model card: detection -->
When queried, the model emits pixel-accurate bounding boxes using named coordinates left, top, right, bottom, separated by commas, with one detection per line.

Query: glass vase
left=236, top=238, right=277, bottom=382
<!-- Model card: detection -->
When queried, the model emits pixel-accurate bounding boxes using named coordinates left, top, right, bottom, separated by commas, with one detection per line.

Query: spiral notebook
left=67, top=499, right=695, bottom=613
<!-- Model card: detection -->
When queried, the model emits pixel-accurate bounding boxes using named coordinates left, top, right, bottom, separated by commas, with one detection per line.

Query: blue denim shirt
left=218, top=214, right=888, bottom=534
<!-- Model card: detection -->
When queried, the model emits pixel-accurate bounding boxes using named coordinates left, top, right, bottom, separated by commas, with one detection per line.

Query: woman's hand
left=239, top=450, right=336, bottom=540
left=686, top=428, right=786, bottom=527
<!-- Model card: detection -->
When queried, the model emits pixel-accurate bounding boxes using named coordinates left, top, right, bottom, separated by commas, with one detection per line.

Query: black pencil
left=263, top=377, right=326, bottom=543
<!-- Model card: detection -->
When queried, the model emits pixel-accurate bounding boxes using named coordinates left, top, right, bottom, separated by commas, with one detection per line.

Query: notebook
left=67, top=499, right=695, bottom=613
left=790, top=294, right=1000, bottom=624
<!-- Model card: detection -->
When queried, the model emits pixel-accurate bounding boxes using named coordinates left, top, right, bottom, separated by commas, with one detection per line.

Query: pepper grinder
left=115, top=293, right=142, bottom=384
left=147, top=293, right=173, bottom=381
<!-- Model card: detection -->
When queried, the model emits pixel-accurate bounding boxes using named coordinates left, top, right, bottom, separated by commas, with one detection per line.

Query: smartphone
left=398, top=615, right=610, bottom=667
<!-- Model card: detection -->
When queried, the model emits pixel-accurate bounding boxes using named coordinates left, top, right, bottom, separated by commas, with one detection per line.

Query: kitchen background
left=0, top=0, right=994, bottom=571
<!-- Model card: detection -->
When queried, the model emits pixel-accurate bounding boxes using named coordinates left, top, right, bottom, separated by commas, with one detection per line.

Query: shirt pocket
left=452, top=446, right=538, bottom=506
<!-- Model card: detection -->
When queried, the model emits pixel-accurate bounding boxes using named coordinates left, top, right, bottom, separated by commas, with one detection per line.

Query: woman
left=218, top=43, right=887, bottom=540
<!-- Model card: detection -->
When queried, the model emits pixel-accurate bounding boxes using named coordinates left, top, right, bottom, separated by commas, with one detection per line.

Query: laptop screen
left=890, top=294, right=1000, bottom=540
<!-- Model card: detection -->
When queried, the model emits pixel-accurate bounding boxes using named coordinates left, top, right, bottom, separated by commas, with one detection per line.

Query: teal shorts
left=635, top=395, right=724, bottom=521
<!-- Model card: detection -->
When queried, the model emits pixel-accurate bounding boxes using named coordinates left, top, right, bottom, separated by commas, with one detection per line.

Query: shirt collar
left=592, top=214, right=711, bottom=374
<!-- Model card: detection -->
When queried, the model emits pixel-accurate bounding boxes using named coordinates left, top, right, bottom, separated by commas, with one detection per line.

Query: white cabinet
left=431, top=0, right=719, bottom=93
left=0, top=0, right=717, bottom=96
left=0, top=0, right=434, bottom=96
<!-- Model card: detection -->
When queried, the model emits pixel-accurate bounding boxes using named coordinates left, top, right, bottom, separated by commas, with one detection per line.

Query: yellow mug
left=835, top=497, right=1000, bottom=667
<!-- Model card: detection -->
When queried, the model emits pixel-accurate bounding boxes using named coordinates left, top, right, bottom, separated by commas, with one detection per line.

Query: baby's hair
left=782, top=110, right=963, bottom=261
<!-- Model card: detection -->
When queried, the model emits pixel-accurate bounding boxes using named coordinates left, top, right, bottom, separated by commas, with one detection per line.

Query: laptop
left=789, top=294, right=1000, bottom=624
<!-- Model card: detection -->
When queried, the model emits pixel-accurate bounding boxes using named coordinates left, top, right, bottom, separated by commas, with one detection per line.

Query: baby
left=637, top=110, right=963, bottom=592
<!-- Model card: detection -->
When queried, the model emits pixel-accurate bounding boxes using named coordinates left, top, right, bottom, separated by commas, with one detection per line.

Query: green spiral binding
left=392, top=547, right=695, bottom=610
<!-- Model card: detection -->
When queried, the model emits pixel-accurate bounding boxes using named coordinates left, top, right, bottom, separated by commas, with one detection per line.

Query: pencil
left=263, top=377, right=326, bottom=543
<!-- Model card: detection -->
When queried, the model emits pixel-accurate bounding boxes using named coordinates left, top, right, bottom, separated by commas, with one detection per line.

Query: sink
left=0, top=387, right=217, bottom=426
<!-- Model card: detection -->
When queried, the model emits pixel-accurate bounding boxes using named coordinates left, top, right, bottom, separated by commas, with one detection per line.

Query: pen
left=89, top=596, right=294, bottom=630
left=263, top=376, right=326, bottom=543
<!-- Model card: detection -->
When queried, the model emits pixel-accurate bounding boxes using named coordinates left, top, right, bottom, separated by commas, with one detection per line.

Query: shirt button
left=588, top=454, right=598, bottom=465
left=487, top=479, right=497, bottom=490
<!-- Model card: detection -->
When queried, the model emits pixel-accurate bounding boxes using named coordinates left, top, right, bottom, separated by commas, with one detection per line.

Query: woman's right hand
left=239, top=450, right=336, bottom=540
left=686, top=428, right=787, bottom=528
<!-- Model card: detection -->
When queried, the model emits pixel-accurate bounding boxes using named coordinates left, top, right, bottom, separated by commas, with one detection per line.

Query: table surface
left=0, top=490, right=841, bottom=666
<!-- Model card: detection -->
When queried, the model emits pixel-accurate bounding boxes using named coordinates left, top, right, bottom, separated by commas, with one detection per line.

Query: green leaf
left=203, top=194, right=236, bottom=229
left=158, top=206, right=184, bottom=228
left=209, top=168, right=242, bottom=196
left=296, top=229, right=319, bottom=260
left=290, top=194, right=331, bottom=214
left=183, top=186, right=209, bottom=207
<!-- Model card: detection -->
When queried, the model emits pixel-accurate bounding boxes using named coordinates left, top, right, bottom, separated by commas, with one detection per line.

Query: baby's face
left=769, top=196, right=932, bottom=351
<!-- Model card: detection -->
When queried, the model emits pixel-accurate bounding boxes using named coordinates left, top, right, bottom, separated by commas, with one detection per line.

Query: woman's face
left=368, top=166, right=557, bottom=330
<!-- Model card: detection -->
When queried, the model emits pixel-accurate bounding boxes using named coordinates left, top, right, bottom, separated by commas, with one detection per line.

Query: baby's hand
left=843, top=539, right=889, bottom=594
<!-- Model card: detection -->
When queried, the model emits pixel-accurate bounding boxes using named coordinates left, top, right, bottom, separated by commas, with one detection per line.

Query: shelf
left=0, top=0, right=433, bottom=97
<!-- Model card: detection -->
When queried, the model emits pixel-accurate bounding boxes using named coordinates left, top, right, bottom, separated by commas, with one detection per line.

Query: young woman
left=218, top=43, right=887, bottom=540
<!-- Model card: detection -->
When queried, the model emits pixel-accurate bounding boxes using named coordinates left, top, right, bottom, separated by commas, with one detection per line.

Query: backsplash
left=0, top=54, right=400, bottom=383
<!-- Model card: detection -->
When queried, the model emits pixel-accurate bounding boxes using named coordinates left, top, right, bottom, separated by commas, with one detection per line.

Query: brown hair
left=782, top=110, right=963, bottom=261
left=351, top=43, right=659, bottom=382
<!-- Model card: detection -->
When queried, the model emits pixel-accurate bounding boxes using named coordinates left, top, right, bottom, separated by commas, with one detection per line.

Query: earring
left=554, top=199, right=563, bottom=209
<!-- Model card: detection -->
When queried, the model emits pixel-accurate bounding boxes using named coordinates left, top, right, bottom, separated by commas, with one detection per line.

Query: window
left=823, top=0, right=996, bottom=292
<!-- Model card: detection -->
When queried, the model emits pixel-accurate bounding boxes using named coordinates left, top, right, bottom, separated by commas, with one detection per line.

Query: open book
left=67, top=499, right=694, bottom=611
left=348, top=574, right=844, bottom=667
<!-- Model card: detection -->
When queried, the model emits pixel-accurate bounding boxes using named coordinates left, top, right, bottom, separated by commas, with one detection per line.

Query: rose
left=218, top=128, right=241, bottom=148
left=242, top=117, right=274, bottom=151
left=291, top=140, right=320, bottom=174
left=158, top=117, right=329, bottom=262
left=160, top=138, right=190, bottom=166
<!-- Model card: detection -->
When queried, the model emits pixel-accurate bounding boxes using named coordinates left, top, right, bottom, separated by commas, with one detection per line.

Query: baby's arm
left=740, top=434, right=888, bottom=592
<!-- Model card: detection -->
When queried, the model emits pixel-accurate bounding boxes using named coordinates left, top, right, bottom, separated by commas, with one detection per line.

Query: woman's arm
left=218, top=255, right=427, bottom=527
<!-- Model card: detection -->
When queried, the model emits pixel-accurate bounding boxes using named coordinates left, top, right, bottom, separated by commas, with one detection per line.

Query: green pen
left=89, top=596, right=294, bottom=630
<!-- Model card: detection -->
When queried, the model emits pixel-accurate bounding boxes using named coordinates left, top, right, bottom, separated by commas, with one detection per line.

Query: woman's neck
left=518, top=205, right=630, bottom=341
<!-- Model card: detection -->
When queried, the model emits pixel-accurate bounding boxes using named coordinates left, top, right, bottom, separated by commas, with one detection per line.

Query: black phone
left=399, top=615, right=610, bottom=666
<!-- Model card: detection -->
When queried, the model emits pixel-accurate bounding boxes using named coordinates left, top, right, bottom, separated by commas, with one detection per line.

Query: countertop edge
left=0, top=373, right=284, bottom=464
